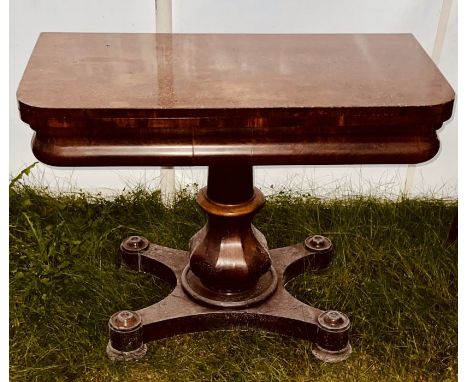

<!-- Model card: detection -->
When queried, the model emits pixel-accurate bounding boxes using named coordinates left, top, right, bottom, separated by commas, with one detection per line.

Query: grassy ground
left=9, top=181, right=457, bottom=381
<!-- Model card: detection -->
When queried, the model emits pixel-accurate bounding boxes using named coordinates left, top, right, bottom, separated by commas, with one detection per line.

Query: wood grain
left=17, top=33, right=455, bottom=166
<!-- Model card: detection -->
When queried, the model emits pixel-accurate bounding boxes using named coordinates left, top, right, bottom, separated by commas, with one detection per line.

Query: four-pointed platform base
left=107, top=235, right=352, bottom=363
left=107, top=166, right=351, bottom=363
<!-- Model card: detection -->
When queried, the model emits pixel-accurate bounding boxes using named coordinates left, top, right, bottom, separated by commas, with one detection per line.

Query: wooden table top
left=17, top=33, right=455, bottom=167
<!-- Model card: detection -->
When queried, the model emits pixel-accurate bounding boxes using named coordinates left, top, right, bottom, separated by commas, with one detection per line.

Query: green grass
left=9, top=183, right=457, bottom=381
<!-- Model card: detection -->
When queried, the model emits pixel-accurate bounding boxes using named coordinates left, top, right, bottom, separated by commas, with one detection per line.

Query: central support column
left=206, top=165, right=254, bottom=204
left=181, top=166, right=278, bottom=308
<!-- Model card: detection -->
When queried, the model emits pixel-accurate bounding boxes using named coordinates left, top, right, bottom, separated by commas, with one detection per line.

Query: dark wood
left=207, top=166, right=253, bottom=204
left=17, top=33, right=455, bottom=363
left=188, top=170, right=270, bottom=294
left=18, top=33, right=454, bottom=166
left=109, top=233, right=350, bottom=362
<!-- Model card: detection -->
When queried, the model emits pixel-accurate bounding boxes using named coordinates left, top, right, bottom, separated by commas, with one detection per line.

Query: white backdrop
left=9, top=0, right=458, bottom=198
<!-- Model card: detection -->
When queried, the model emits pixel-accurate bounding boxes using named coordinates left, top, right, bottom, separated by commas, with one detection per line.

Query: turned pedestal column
left=182, top=166, right=278, bottom=308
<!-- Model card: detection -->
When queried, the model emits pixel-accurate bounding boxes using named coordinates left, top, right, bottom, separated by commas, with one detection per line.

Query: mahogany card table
left=17, top=33, right=454, bottom=362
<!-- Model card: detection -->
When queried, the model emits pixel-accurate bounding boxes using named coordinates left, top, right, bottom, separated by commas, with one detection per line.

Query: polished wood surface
left=18, top=33, right=454, bottom=362
left=190, top=167, right=270, bottom=292
left=18, top=33, right=453, bottom=112
left=17, top=33, right=454, bottom=166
